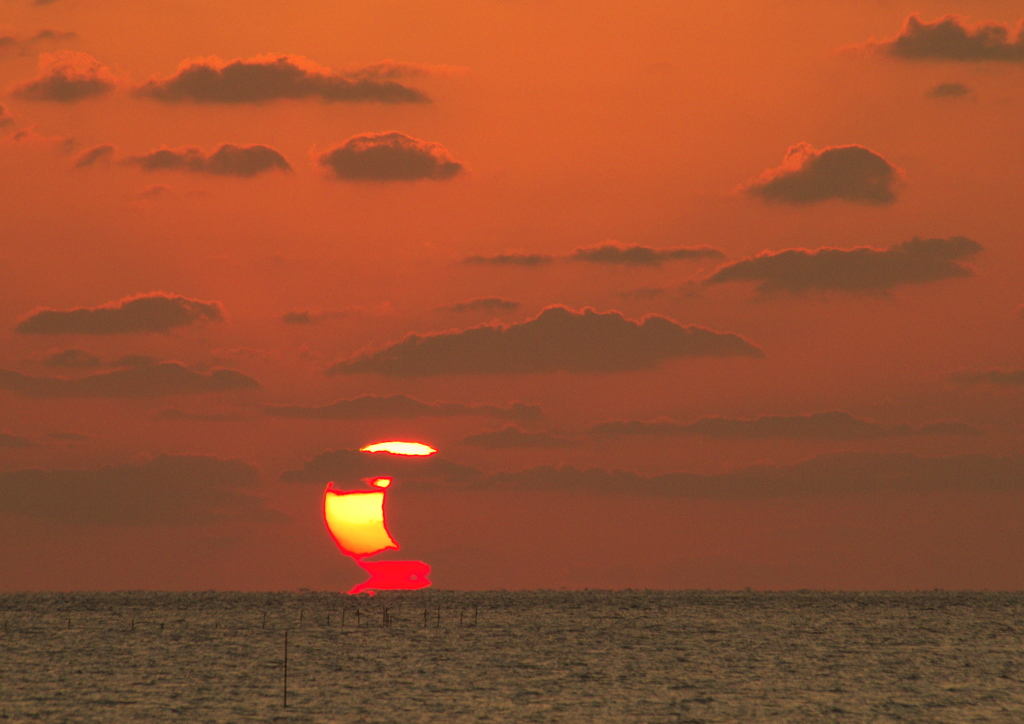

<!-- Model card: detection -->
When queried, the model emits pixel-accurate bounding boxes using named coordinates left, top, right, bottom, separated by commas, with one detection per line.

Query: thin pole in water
left=67, top=618, right=71, bottom=630
left=423, top=608, right=427, bottom=627
left=283, top=629, right=289, bottom=708
left=299, top=608, right=303, bottom=627
left=262, top=612, right=266, bottom=629
left=436, top=606, right=440, bottom=628
left=460, top=609, right=463, bottom=627
left=474, top=605, right=478, bottom=626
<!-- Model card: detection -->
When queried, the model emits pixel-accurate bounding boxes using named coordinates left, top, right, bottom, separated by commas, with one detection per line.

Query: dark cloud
left=570, top=243, right=725, bottom=266
left=705, top=236, right=982, bottom=294
left=0, top=105, right=13, bottom=128
left=0, top=361, right=259, bottom=398
left=589, top=411, right=980, bottom=439
left=950, top=369, right=1024, bottom=386
left=880, top=14, right=1024, bottom=62
left=0, top=433, right=34, bottom=449
left=17, top=292, right=225, bottom=334
left=437, top=298, right=521, bottom=314
left=47, top=432, right=88, bottom=441
left=463, top=253, right=556, bottom=267
left=10, top=51, right=115, bottom=102
left=282, top=448, right=1023, bottom=497
left=0, top=29, right=76, bottom=54
left=125, top=144, right=291, bottom=177
left=73, top=143, right=114, bottom=168
left=326, top=305, right=763, bottom=376
left=0, top=454, right=281, bottom=526
left=40, top=348, right=102, bottom=368
left=316, top=132, right=463, bottom=181
left=927, top=82, right=971, bottom=98
left=281, top=448, right=479, bottom=488
left=30, top=29, right=77, bottom=42
left=135, top=54, right=428, bottom=104
left=460, top=426, right=579, bottom=449
left=279, top=310, right=345, bottom=324
left=743, top=143, right=901, bottom=205
left=462, top=243, right=724, bottom=268
left=266, top=394, right=541, bottom=421
left=154, top=409, right=247, bottom=422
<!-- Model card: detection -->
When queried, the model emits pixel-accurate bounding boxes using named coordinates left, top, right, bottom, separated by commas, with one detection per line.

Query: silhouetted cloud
left=463, top=253, right=555, bottom=266
left=0, top=455, right=281, bottom=525
left=0, top=362, right=259, bottom=398
left=327, top=306, right=763, bottom=376
left=0, top=433, right=34, bottom=449
left=40, top=348, right=102, bottom=368
left=135, top=54, right=428, bottom=104
left=17, top=292, right=225, bottom=334
left=460, top=425, right=579, bottom=448
left=743, top=143, right=901, bottom=205
left=437, top=298, right=520, bottom=313
left=279, top=310, right=346, bottom=324
left=281, top=448, right=479, bottom=487
left=316, top=132, right=463, bottom=181
left=283, top=449, right=1023, bottom=497
left=571, top=243, right=725, bottom=266
left=266, top=394, right=541, bottom=421
left=589, top=411, right=980, bottom=439
left=125, top=144, right=291, bottom=177
left=47, top=432, right=87, bottom=441
left=880, top=15, right=1024, bottom=62
left=0, top=28, right=76, bottom=54
left=705, top=236, right=982, bottom=294
left=0, top=105, right=13, bottom=128
left=10, top=51, right=115, bottom=102
left=462, top=243, right=724, bottom=268
left=927, top=82, right=971, bottom=98
left=154, top=409, right=246, bottom=422
left=74, top=143, right=114, bottom=168
left=950, top=369, right=1024, bottom=386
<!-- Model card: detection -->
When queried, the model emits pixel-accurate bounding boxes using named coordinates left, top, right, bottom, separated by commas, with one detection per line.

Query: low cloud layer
left=134, top=54, right=428, bottom=104
left=460, top=426, right=579, bottom=449
left=17, top=292, right=225, bottom=334
left=705, top=236, right=982, bottom=294
left=0, top=105, right=13, bottom=128
left=266, top=394, right=541, bottom=421
left=950, top=369, right=1024, bottom=386
left=589, top=411, right=979, bottom=439
left=279, top=310, right=346, bottom=324
left=437, top=298, right=520, bottom=314
left=282, top=448, right=1023, bottom=497
left=10, top=51, right=115, bottom=102
left=570, top=243, right=724, bottom=266
left=327, top=306, right=763, bottom=376
left=316, top=132, right=463, bottom=181
left=743, top=143, right=901, bottom=205
left=464, top=243, right=724, bottom=267
left=74, top=143, right=115, bottom=168
left=125, top=144, right=291, bottom=177
left=880, top=15, right=1024, bottom=62
left=927, top=82, right=971, bottom=98
left=0, top=361, right=259, bottom=398
left=0, top=433, right=34, bottom=449
left=40, top=348, right=102, bottom=368
left=0, top=455, right=280, bottom=526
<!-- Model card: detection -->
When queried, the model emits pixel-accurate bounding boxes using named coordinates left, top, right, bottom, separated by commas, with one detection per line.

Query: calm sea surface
left=2, top=590, right=1024, bottom=722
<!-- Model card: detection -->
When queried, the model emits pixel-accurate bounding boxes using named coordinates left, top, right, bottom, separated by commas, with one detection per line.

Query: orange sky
left=2, top=0, right=1024, bottom=591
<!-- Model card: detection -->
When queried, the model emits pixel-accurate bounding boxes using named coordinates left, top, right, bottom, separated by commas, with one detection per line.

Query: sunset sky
left=2, top=0, right=1023, bottom=592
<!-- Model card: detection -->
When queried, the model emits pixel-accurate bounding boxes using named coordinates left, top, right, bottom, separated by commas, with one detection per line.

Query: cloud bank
left=74, top=144, right=115, bottom=168
left=17, top=292, right=225, bottom=334
left=0, top=455, right=280, bottom=525
left=880, top=15, right=1024, bottom=62
left=0, top=361, right=259, bottom=398
left=460, top=426, right=579, bottom=448
left=10, top=51, right=115, bottom=102
left=464, top=243, right=724, bottom=267
left=282, top=448, right=1023, bottom=497
left=316, top=132, right=463, bottom=181
left=743, top=143, right=901, bottom=205
left=125, top=144, right=291, bottom=177
left=0, top=433, right=34, bottom=449
left=134, top=54, right=428, bottom=103
left=438, top=298, right=521, bottom=314
left=950, top=369, right=1024, bottom=386
left=589, top=411, right=979, bottom=439
left=0, top=105, right=13, bottom=128
left=327, top=306, right=763, bottom=376
left=40, top=348, right=102, bottom=368
left=927, top=82, right=971, bottom=98
left=265, top=394, right=541, bottom=421
left=705, top=236, right=982, bottom=294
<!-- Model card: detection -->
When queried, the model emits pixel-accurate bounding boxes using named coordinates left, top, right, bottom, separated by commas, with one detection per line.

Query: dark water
left=2, top=591, right=1024, bottom=722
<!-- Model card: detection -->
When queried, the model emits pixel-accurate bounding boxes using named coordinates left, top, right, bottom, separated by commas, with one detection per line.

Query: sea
left=2, top=590, right=1023, bottom=722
